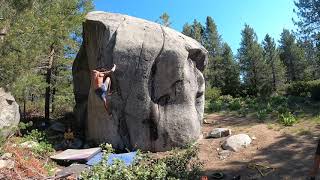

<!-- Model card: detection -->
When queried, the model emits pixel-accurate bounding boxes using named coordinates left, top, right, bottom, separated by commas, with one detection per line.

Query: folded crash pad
left=50, top=147, right=101, bottom=161
left=86, top=151, right=137, bottom=166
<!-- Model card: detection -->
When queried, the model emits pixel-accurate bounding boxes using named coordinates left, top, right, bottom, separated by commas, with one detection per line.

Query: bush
left=219, top=95, right=233, bottom=104
left=286, top=80, right=320, bottom=101
left=270, top=96, right=287, bottom=107
left=279, top=112, right=298, bottom=126
left=23, top=129, right=54, bottom=156
left=229, top=98, right=242, bottom=111
left=237, top=108, right=249, bottom=117
left=256, top=109, right=267, bottom=121
left=205, top=87, right=221, bottom=101
left=80, top=145, right=202, bottom=180
left=208, top=100, right=223, bottom=112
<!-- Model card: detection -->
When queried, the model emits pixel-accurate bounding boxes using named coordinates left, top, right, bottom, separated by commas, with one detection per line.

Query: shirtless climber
left=92, top=64, right=116, bottom=113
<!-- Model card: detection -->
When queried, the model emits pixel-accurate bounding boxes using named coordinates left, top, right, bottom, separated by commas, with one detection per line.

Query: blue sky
left=94, top=0, right=297, bottom=53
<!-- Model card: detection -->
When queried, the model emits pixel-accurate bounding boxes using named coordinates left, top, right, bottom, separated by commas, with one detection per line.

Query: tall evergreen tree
left=203, top=16, right=221, bottom=56
left=0, top=0, right=93, bottom=120
left=279, top=29, right=308, bottom=82
left=238, top=24, right=269, bottom=96
left=182, top=23, right=192, bottom=37
left=203, top=16, right=223, bottom=88
left=294, top=0, right=320, bottom=39
left=221, top=43, right=240, bottom=96
left=294, top=0, right=320, bottom=81
left=300, top=39, right=319, bottom=79
left=262, top=34, right=285, bottom=92
left=191, top=19, right=203, bottom=43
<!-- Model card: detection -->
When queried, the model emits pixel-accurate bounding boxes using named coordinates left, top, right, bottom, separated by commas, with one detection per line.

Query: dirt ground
left=199, top=113, right=319, bottom=180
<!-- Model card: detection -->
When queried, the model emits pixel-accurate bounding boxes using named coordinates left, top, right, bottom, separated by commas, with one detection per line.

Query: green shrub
left=270, top=96, right=287, bottom=107
left=205, top=87, right=221, bottom=101
left=237, top=108, right=249, bottom=117
left=276, top=106, right=290, bottom=114
left=279, top=112, right=298, bottom=126
left=208, top=100, right=223, bottom=112
left=266, top=103, right=273, bottom=113
left=229, top=98, right=242, bottom=111
left=218, top=95, right=233, bottom=104
left=245, top=98, right=258, bottom=110
left=18, top=121, right=33, bottom=130
left=23, top=129, right=54, bottom=156
left=32, top=141, right=54, bottom=156
left=286, top=80, right=320, bottom=101
left=256, top=109, right=267, bottom=121
left=80, top=145, right=202, bottom=180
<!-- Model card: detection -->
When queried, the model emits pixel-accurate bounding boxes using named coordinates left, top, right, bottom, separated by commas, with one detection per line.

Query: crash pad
left=50, top=147, right=101, bottom=161
left=86, top=151, right=137, bottom=166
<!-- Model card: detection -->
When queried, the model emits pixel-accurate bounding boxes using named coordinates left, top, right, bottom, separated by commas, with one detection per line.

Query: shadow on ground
left=201, top=114, right=319, bottom=180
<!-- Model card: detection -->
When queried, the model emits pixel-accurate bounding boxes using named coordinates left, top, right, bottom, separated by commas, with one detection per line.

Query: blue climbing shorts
left=95, top=83, right=108, bottom=100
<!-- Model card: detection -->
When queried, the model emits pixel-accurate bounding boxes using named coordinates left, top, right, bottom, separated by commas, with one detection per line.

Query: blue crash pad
left=86, top=151, right=137, bottom=166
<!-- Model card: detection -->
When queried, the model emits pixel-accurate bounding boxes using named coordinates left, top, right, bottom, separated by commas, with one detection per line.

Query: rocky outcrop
left=0, top=88, right=20, bottom=138
left=73, top=11, right=208, bottom=152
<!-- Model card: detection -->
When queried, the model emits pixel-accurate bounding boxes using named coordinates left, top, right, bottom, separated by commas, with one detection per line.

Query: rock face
left=222, top=134, right=252, bottom=152
left=73, top=12, right=208, bottom=152
left=0, top=88, right=20, bottom=138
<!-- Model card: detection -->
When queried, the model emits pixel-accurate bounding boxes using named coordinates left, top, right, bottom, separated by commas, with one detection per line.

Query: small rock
left=222, top=134, right=252, bottom=152
left=218, top=150, right=231, bottom=160
left=1, top=153, right=12, bottom=159
left=56, top=164, right=89, bottom=178
left=251, top=136, right=256, bottom=140
left=0, top=159, right=14, bottom=169
left=216, top=148, right=220, bottom=151
left=207, top=128, right=231, bottom=138
left=20, top=141, right=39, bottom=148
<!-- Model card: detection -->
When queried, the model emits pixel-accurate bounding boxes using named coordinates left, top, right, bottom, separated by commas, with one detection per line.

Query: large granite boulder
left=0, top=88, right=20, bottom=138
left=73, top=11, right=208, bottom=152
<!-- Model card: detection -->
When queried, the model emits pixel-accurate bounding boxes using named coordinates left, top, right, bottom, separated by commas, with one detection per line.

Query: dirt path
left=198, top=113, right=319, bottom=180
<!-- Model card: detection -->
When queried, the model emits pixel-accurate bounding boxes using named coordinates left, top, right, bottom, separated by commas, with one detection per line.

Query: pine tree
left=279, top=29, right=308, bottom=82
left=294, top=0, right=320, bottom=39
left=191, top=19, right=203, bottom=43
left=238, top=24, right=269, bottom=96
left=0, top=0, right=93, bottom=120
left=300, top=39, right=319, bottom=80
left=262, top=34, right=285, bottom=92
left=159, top=12, right=171, bottom=27
left=202, top=16, right=223, bottom=88
left=203, top=17, right=221, bottom=56
left=221, top=43, right=240, bottom=96
left=182, top=23, right=192, bottom=37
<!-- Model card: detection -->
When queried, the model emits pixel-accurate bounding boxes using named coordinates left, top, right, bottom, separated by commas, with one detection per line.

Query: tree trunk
left=45, top=46, right=55, bottom=121
left=51, top=87, right=56, bottom=113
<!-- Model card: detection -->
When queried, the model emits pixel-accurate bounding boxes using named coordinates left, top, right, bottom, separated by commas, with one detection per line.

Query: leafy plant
left=80, top=145, right=202, bottom=180
left=18, top=121, right=33, bottom=130
left=279, top=112, right=298, bottom=126
left=237, top=107, right=249, bottom=117
left=256, top=109, right=267, bottom=121
left=229, top=98, right=242, bottom=110
left=22, top=129, right=54, bottom=156
left=205, top=87, right=221, bottom=101
left=24, top=129, right=46, bottom=142
left=209, top=100, right=223, bottom=112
